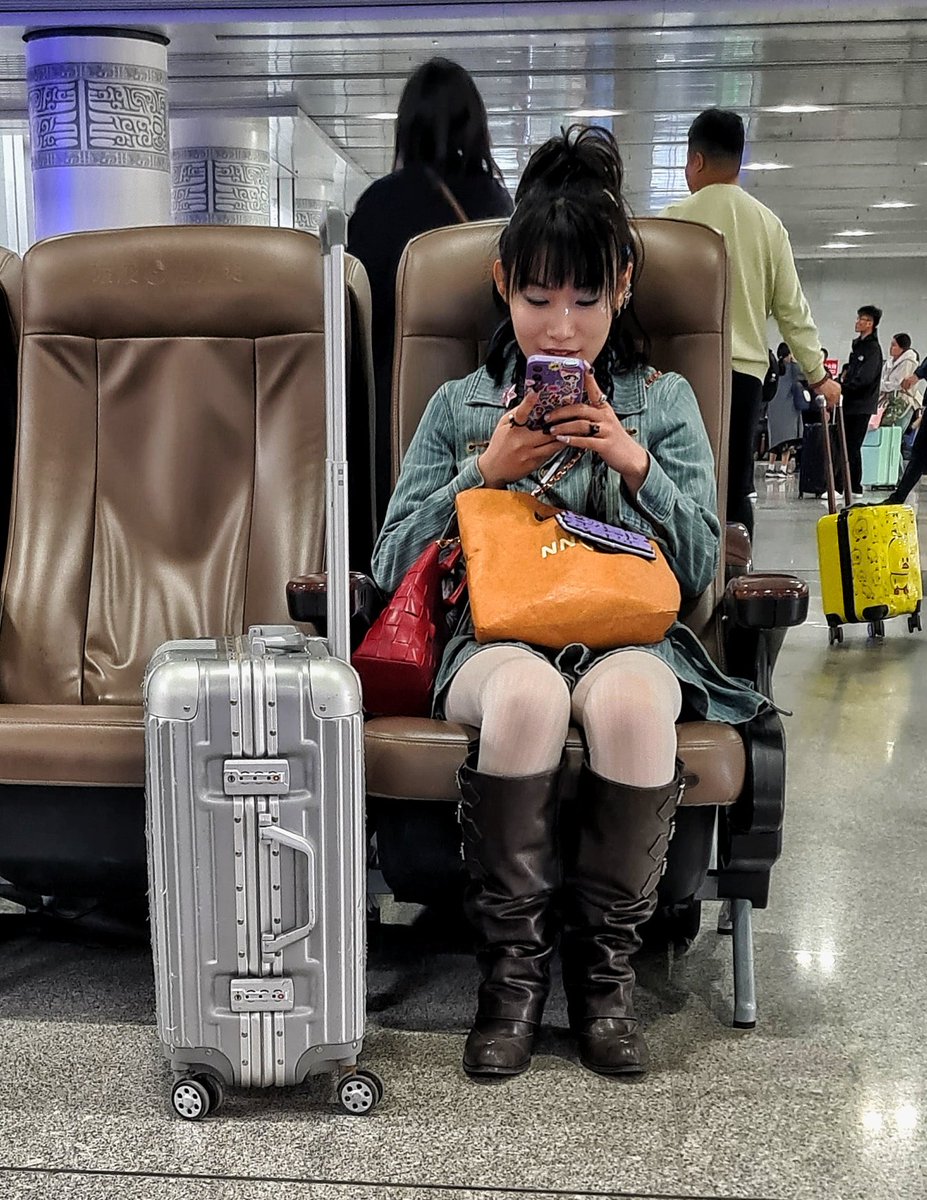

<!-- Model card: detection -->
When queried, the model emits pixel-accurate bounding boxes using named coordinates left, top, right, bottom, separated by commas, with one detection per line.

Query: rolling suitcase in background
left=798, top=418, right=832, bottom=498
left=144, top=211, right=383, bottom=1120
left=861, top=424, right=903, bottom=490
left=816, top=396, right=923, bottom=645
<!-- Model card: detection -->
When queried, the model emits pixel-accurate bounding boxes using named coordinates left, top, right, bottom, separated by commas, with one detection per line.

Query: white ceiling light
left=821, top=242, right=853, bottom=249
left=761, top=104, right=834, bottom=114
left=741, top=162, right=792, bottom=171
left=362, top=112, right=397, bottom=121
left=871, top=200, right=916, bottom=209
left=834, top=230, right=875, bottom=237
left=567, top=108, right=625, bottom=118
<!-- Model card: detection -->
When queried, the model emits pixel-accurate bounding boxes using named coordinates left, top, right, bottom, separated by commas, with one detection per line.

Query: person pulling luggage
left=886, top=353, right=927, bottom=504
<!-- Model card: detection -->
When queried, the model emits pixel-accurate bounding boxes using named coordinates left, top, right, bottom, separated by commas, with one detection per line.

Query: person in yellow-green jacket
left=661, top=109, right=841, bottom=535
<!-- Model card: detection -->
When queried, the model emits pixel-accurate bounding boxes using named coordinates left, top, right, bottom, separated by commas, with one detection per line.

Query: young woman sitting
left=372, top=126, right=765, bottom=1082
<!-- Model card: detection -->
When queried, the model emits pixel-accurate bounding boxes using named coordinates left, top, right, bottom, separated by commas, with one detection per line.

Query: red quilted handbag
left=353, top=540, right=464, bottom=717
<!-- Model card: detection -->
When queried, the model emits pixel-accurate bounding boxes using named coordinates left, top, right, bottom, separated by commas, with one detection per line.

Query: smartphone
left=555, top=511, right=657, bottom=560
left=524, top=355, right=586, bottom=432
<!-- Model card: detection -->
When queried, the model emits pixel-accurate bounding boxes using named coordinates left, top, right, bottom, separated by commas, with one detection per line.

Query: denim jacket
left=372, top=362, right=765, bottom=725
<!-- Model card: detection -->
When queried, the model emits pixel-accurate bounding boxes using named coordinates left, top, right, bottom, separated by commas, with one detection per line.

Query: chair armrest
left=287, top=572, right=381, bottom=645
left=724, top=521, right=753, bottom=582
left=724, top=573, right=809, bottom=631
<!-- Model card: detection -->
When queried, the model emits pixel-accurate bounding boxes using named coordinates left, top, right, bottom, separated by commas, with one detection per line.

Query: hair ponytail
left=514, top=123, right=624, bottom=204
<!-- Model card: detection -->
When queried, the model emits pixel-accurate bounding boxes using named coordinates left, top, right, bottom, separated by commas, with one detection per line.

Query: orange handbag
left=455, top=489, right=680, bottom=650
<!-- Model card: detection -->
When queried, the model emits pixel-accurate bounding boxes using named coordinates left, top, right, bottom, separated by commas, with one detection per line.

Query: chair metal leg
left=731, top=898, right=757, bottom=1029
left=717, top=897, right=733, bottom=935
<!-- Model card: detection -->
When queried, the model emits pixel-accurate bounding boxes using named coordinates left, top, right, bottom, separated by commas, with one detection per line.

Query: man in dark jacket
left=839, top=305, right=884, bottom=496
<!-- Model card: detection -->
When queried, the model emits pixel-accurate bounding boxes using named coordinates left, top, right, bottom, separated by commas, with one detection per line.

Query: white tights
left=444, top=646, right=682, bottom=787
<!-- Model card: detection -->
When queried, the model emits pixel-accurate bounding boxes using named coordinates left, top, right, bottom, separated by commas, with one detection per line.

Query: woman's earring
left=620, top=285, right=633, bottom=313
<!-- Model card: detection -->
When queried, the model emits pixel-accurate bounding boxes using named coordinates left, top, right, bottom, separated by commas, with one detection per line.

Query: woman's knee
left=577, top=655, right=681, bottom=741
left=481, top=654, right=572, bottom=742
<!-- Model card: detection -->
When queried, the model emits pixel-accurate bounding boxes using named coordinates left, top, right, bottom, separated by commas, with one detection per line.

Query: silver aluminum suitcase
left=144, top=212, right=382, bottom=1120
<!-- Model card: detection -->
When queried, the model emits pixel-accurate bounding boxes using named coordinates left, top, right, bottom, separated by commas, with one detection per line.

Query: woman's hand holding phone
left=549, top=365, right=651, bottom=495
left=478, top=390, right=560, bottom=489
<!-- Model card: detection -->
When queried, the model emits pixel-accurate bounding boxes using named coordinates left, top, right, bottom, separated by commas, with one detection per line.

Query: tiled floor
left=1, top=474, right=925, bottom=1200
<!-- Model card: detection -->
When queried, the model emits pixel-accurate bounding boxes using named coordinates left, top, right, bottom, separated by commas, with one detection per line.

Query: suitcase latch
left=223, top=758, right=290, bottom=795
left=230, top=977, right=295, bottom=1012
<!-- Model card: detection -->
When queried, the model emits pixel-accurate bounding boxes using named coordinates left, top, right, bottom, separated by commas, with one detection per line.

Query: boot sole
left=579, top=1056, right=648, bottom=1078
left=462, top=1059, right=531, bottom=1082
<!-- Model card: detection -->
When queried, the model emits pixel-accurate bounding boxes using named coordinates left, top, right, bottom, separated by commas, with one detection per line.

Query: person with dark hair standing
left=878, top=332, right=919, bottom=430
left=374, top=126, right=766, bottom=1083
left=660, top=109, right=840, bottom=535
left=838, top=306, right=883, bottom=497
left=884, top=347, right=927, bottom=504
left=765, top=342, right=806, bottom=478
left=348, top=58, right=513, bottom=527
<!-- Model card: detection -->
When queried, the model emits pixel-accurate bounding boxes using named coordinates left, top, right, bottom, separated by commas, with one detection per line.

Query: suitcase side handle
left=248, top=625, right=305, bottom=655
left=259, top=824, right=317, bottom=956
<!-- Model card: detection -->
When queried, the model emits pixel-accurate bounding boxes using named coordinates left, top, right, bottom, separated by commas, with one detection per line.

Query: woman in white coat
left=879, top=333, right=921, bottom=429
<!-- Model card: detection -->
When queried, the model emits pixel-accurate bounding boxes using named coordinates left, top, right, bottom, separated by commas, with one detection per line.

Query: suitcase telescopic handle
left=320, top=206, right=351, bottom=666
left=259, top=824, right=317, bottom=957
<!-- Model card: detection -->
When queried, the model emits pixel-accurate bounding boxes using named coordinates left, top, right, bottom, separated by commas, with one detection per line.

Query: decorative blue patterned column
left=171, top=118, right=270, bottom=226
left=25, top=27, right=171, bottom=240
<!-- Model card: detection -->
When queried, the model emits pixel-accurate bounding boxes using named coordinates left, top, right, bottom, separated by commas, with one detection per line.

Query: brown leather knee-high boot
left=456, top=751, right=562, bottom=1080
left=561, top=761, right=685, bottom=1075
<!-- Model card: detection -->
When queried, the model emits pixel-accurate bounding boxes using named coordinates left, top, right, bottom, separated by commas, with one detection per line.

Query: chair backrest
left=391, top=217, right=731, bottom=647
left=0, top=226, right=347, bottom=706
left=0, top=246, right=21, bottom=566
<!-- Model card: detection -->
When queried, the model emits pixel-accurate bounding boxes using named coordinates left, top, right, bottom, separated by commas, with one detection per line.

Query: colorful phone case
left=556, top=511, right=657, bottom=559
left=525, top=355, right=585, bottom=431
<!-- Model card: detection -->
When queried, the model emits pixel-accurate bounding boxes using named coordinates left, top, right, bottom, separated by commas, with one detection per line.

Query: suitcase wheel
left=867, top=620, right=886, bottom=640
left=908, top=613, right=922, bottom=633
left=828, top=626, right=844, bottom=646
left=337, top=1070, right=383, bottom=1115
left=171, top=1077, right=213, bottom=1121
left=202, top=1075, right=225, bottom=1115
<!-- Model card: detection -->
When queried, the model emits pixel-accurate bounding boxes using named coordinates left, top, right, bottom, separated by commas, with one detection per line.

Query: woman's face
left=891, top=338, right=901, bottom=358
left=493, top=260, right=632, bottom=366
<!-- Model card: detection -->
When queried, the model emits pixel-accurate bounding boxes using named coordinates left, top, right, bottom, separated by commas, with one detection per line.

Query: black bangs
left=503, top=194, right=625, bottom=298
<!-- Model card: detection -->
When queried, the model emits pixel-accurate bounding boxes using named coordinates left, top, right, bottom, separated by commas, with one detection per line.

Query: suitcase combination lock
left=223, top=758, right=291, bottom=795
left=230, top=977, right=295, bottom=1012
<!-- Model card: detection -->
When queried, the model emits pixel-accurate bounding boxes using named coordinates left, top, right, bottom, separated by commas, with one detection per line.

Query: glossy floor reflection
left=1, top=471, right=925, bottom=1200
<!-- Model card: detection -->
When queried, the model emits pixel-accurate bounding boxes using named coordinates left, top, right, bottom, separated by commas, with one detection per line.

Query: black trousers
left=889, top=422, right=927, bottom=503
left=728, top=371, right=765, bottom=536
left=835, top=412, right=871, bottom=495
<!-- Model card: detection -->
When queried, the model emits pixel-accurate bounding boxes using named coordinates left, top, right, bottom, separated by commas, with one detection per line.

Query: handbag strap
left=531, top=449, right=584, bottom=499
left=424, top=166, right=470, bottom=225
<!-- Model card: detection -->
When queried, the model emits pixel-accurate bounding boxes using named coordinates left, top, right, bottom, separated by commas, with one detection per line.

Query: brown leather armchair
left=0, top=226, right=374, bottom=923
left=359, top=218, right=808, bottom=1028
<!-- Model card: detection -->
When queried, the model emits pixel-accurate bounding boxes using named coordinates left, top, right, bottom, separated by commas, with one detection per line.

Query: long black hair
left=393, top=58, right=503, bottom=180
left=485, top=125, right=647, bottom=388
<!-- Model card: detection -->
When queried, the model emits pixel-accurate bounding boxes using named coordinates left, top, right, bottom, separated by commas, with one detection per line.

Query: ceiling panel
left=0, top=2, right=925, bottom=255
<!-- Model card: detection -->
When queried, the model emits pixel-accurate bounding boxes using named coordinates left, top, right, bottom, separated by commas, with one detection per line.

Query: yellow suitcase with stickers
left=816, top=401, right=922, bottom=644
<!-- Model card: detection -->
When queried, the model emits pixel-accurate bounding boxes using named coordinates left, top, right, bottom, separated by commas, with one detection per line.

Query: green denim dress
left=371, top=362, right=767, bottom=725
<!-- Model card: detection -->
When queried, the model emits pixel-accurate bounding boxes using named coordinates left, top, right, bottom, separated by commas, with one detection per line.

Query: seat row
left=0, top=219, right=807, bottom=1028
